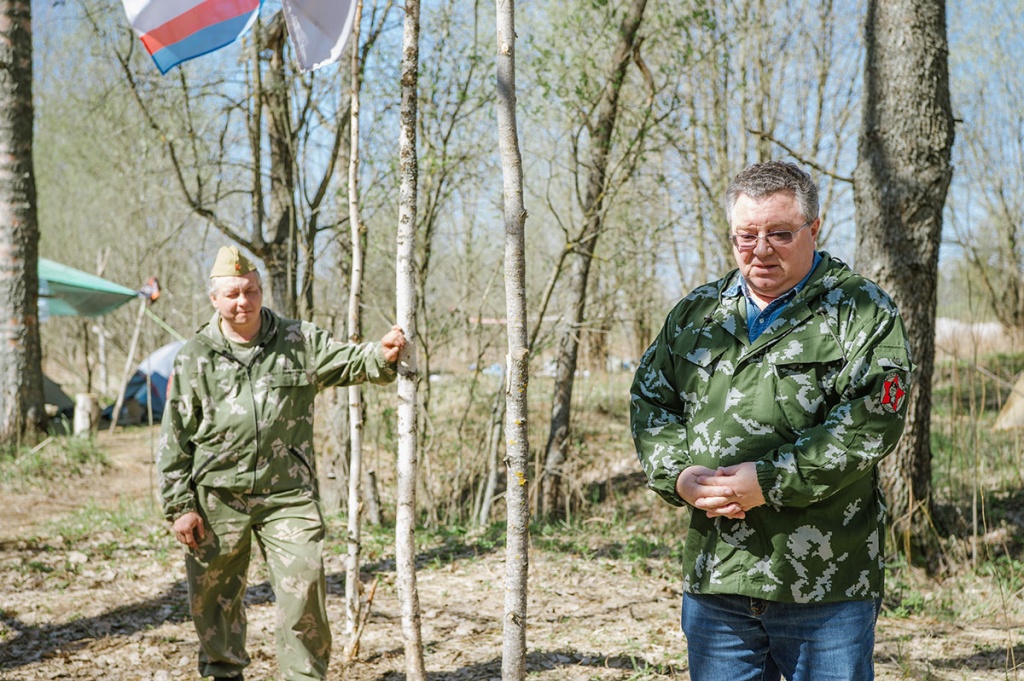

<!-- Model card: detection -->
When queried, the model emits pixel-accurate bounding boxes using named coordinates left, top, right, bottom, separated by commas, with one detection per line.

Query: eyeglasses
left=729, top=219, right=814, bottom=251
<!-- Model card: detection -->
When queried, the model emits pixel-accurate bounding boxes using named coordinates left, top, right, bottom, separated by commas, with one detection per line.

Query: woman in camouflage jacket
left=157, top=246, right=404, bottom=681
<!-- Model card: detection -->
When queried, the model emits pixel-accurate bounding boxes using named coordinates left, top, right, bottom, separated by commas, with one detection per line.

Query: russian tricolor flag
left=122, top=0, right=262, bottom=74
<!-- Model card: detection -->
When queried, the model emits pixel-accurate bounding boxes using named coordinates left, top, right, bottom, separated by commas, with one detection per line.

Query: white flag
left=281, top=0, right=357, bottom=72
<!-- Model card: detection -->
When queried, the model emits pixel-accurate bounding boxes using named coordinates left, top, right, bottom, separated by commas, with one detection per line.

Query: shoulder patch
left=881, top=372, right=906, bottom=414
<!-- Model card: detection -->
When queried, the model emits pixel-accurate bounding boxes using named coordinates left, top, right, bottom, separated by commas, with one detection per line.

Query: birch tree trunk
left=539, top=0, right=648, bottom=518
left=853, top=0, right=953, bottom=563
left=395, top=0, right=426, bottom=676
left=0, top=0, right=46, bottom=446
left=495, top=0, right=530, bottom=677
left=345, top=0, right=367, bottom=642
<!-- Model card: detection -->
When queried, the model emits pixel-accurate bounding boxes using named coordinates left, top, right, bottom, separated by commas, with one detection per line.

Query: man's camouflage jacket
left=157, top=308, right=396, bottom=521
left=630, top=252, right=913, bottom=603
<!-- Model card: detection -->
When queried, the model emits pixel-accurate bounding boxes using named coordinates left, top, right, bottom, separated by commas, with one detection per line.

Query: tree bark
left=539, top=0, right=648, bottom=518
left=495, top=0, right=530, bottom=677
left=259, top=17, right=299, bottom=318
left=345, top=0, right=367, bottom=641
left=395, top=0, right=426, bottom=677
left=853, top=0, right=954, bottom=562
left=0, top=0, right=46, bottom=445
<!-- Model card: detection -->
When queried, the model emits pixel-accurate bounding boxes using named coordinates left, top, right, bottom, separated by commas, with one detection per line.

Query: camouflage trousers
left=185, top=486, right=331, bottom=681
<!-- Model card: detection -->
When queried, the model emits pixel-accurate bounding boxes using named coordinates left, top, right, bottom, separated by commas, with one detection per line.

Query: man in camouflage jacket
left=158, top=246, right=406, bottom=681
left=631, top=162, right=912, bottom=680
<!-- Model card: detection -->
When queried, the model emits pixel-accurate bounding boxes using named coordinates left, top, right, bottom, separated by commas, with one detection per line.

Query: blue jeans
left=681, top=592, right=881, bottom=681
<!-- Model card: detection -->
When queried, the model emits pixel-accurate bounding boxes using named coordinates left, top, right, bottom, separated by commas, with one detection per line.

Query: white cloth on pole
left=281, top=0, right=357, bottom=72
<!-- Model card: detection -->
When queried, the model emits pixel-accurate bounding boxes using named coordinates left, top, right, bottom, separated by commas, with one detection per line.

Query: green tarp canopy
left=39, top=258, right=138, bottom=318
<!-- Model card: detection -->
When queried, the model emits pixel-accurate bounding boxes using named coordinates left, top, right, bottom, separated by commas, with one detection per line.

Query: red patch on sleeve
left=881, top=372, right=906, bottom=414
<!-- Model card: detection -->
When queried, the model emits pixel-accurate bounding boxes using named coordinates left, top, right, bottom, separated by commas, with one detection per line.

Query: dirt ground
left=1, top=428, right=1022, bottom=681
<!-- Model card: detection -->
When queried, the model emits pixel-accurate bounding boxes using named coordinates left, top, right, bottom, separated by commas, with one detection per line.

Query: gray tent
left=43, top=375, right=74, bottom=419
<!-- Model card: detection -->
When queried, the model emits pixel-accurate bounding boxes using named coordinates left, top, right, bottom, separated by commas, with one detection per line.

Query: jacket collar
left=196, top=307, right=279, bottom=355
left=711, top=252, right=851, bottom=350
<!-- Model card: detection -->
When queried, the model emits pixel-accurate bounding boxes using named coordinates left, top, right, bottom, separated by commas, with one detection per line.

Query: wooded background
left=10, top=0, right=1016, bottom=528
left=31, top=2, right=1008, bottom=365
left=1, top=0, right=1022, bottom=677
left=18, top=0, right=1015, bottom=520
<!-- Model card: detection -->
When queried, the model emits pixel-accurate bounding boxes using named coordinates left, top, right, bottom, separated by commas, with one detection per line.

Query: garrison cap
left=210, top=246, right=257, bottom=278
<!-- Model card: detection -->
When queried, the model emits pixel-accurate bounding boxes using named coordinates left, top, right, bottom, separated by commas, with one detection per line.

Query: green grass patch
left=532, top=515, right=684, bottom=582
left=34, top=498, right=173, bottom=568
left=0, top=436, right=109, bottom=490
left=44, top=498, right=157, bottom=541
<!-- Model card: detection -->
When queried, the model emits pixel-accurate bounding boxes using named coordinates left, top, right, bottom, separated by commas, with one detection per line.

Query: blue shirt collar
left=725, top=252, right=822, bottom=342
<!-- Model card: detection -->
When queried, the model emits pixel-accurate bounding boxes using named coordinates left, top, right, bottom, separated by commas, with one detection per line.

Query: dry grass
left=1, top=363, right=1022, bottom=680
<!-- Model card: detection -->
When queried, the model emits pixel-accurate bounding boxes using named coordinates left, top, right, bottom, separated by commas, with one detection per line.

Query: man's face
left=210, top=272, right=263, bottom=329
left=730, top=191, right=819, bottom=304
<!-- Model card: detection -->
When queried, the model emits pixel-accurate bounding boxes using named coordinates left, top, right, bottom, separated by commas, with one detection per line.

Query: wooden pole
left=109, top=297, right=146, bottom=434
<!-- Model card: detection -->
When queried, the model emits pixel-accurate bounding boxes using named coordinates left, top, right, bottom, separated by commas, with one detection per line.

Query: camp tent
left=38, top=258, right=138, bottom=319
left=43, top=375, right=75, bottom=420
left=37, top=258, right=153, bottom=427
left=102, top=340, right=184, bottom=425
left=36, top=257, right=181, bottom=431
left=37, top=258, right=139, bottom=422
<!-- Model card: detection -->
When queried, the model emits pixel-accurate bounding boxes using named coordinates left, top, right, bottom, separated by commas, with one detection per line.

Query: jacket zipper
left=189, top=351, right=258, bottom=489
left=246, top=362, right=260, bottom=494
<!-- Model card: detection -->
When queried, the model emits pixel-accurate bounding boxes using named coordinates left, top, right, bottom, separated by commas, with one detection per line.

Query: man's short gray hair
left=208, top=270, right=263, bottom=297
left=725, top=161, right=819, bottom=224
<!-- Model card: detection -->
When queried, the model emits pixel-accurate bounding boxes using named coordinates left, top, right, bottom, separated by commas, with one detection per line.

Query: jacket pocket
left=191, top=448, right=232, bottom=486
left=674, top=345, right=732, bottom=412
left=768, top=342, right=845, bottom=431
left=269, top=369, right=313, bottom=388
left=267, top=370, right=314, bottom=416
left=288, top=446, right=319, bottom=498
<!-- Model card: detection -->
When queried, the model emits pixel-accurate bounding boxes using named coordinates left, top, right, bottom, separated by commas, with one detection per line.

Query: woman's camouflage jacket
left=157, top=308, right=396, bottom=521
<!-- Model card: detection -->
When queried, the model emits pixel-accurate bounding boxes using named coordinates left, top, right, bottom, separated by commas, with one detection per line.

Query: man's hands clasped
left=676, top=462, right=767, bottom=520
